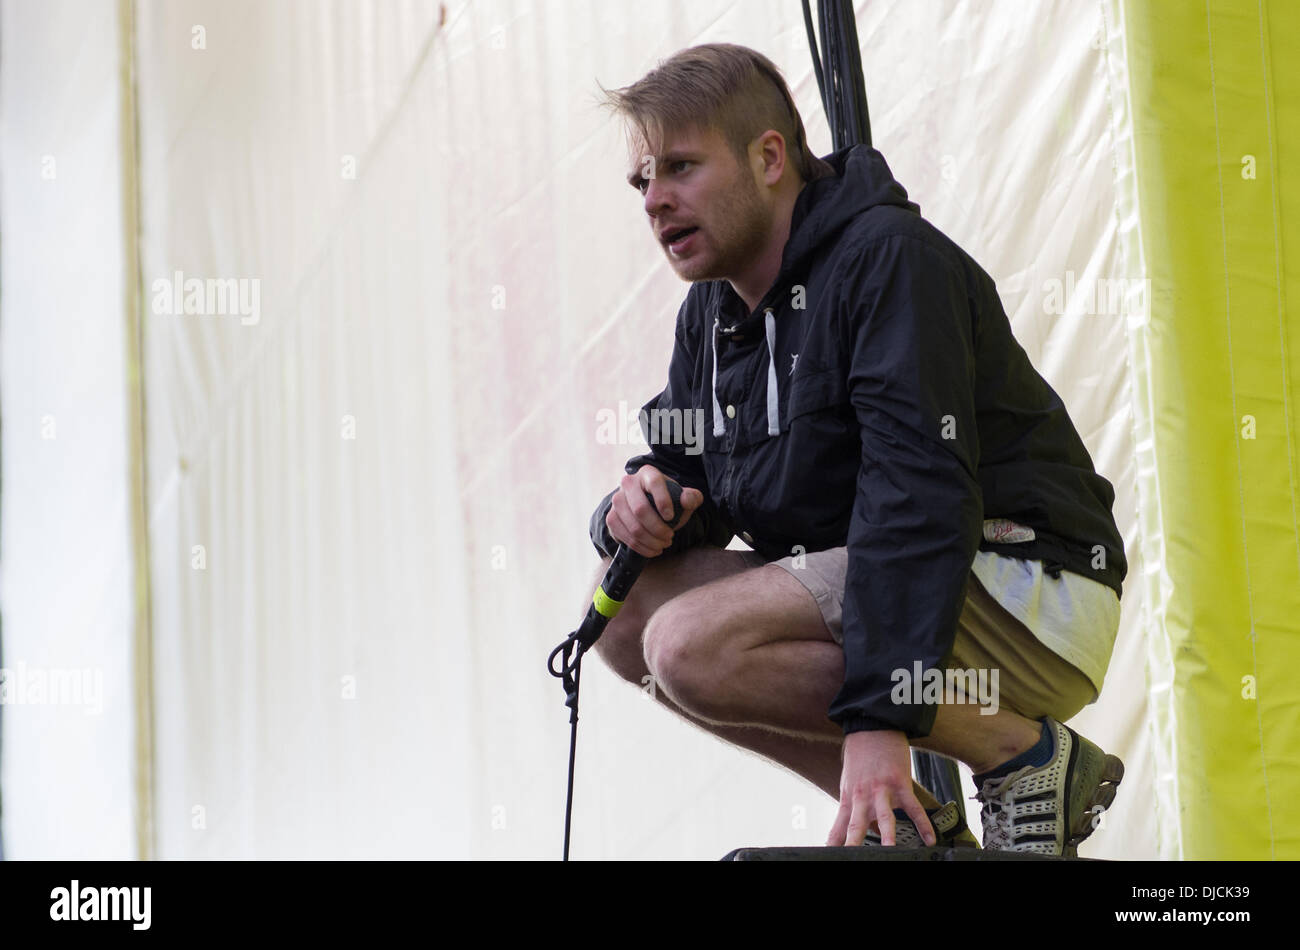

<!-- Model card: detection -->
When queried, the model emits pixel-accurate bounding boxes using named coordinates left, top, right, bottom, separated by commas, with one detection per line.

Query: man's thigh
left=643, top=547, right=836, bottom=657
left=589, top=544, right=752, bottom=629
left=761, top=546, right=1096, bottom=723
left=590, top=543, right=835, bottom=679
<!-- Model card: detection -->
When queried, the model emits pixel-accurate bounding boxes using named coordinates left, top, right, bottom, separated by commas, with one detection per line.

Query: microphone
left=547, top=476, right=685, bottom=860
left=557, top=478, right=685, bottom=664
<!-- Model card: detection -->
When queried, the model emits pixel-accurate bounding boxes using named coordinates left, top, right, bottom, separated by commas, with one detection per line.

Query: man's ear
left=754, top=129, right=788, bottom=186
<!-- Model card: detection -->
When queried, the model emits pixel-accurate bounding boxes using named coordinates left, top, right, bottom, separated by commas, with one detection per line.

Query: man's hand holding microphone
left=605, top=465, right=706, bottom=557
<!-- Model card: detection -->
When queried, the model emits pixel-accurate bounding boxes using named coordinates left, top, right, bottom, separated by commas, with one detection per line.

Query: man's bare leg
left=584, top=547, right=941, bottom=807
left=912, top=700, right=1043, bottom=775
left=620, top=552, right=1044, bottom=782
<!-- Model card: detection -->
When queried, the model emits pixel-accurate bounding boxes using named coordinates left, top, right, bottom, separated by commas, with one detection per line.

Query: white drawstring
left=710, top=310, right=781, bottom=437
left=711, top=317, right=725, bottom=436
left=764, top=309, right=780, bottom=435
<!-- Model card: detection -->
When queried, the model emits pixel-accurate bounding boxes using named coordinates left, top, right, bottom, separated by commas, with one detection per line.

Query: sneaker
left=973, top=716, right=1124, bottom=856
left=862, top=800, right=981, bottom=848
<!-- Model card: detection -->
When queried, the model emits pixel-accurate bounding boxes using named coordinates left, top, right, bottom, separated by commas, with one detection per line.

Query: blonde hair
left=596, top=42, right=834, bottom=185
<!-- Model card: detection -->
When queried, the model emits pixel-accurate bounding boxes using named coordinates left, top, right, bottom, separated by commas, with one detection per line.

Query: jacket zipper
left=718, top=301, right=781, bottom=540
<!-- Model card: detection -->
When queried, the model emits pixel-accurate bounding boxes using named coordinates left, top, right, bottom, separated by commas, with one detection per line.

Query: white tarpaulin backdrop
left=1, top=0, right=1159, bottom=859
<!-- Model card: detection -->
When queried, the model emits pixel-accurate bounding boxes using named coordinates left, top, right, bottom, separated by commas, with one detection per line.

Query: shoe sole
left=1061, top=728, right=1124, bottom=858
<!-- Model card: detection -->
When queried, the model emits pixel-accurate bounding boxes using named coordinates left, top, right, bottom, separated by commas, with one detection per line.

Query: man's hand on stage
left=827, top=728, right=935, bottom=847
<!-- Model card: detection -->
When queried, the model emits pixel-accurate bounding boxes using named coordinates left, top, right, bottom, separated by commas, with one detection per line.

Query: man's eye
left=635, top=161, right=689, bottom=193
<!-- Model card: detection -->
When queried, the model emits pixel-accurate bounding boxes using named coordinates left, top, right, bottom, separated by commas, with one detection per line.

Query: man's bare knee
left=581, top=545, right=752, bottom=686
left=642, top=599, right=732, bottom=721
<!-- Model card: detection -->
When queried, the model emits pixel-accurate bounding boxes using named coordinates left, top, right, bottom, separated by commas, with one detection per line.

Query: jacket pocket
left=736, top=365, right=858, bottom=553
left=784, top=369, right=846, bottom=428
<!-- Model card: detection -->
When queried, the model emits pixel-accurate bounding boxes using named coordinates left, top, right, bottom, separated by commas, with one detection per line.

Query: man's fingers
left=634, top=503, right=674, bottom=544
left=636, top=470, right=680, bottom=524
left=843, top=796, right=870, bottom=847
left=642, top=478, right=676, bottom=523
left=874, top=789, right=896, bottom=847
left=606, top=504, right=661, bottom=558
left=614, top=479, right=672, bottom=547
left=624, top=479, right=674, bottom=542
left=901, top=792, right=936, bottom=847
left=667, top=487, right=702, bottom=532
left=826, top=803, right=850, bottom=847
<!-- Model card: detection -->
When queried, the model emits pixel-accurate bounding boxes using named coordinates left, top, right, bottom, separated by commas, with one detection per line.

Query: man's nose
left=643, top=176, right=672, bottom=215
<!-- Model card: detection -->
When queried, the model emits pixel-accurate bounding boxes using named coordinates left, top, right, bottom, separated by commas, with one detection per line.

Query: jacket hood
left=781, top=144, right=920, bottom=280
left=712, top=144, right=919, bottom=333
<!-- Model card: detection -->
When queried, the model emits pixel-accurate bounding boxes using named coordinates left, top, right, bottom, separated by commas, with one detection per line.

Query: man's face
left=627, top=125, right=773, bottom=283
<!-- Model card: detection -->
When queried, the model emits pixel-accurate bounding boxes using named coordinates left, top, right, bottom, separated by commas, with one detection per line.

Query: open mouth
left=664, top=226, right=699, bottom=246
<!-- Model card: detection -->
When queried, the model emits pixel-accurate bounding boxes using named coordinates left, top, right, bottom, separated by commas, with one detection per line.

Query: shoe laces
left=975, top=788, right=1014, bottom=850
left=973, top=767, right=1034, bottom=850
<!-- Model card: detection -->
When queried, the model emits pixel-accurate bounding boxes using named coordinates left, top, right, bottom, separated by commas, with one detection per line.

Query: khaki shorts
left=739, top=545, right=1096, bottom=723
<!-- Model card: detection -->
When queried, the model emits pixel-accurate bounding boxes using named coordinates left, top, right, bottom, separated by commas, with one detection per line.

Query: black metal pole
left=801, top=0, right=966, bottom=822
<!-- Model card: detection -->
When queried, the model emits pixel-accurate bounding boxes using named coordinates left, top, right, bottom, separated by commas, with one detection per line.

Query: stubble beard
left=672, top=168, right=772, bottom=284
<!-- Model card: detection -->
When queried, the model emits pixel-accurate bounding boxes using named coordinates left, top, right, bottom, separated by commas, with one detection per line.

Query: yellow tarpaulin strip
left=1123, top=0, right=1299, bottom=859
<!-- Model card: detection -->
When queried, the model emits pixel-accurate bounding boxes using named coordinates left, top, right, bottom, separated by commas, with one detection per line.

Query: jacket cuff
left=838, top=714, right=904, bottom=736
left=837, top=710, right=935, bottom=740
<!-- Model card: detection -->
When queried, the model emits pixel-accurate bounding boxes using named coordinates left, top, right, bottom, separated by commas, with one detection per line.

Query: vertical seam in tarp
left=1104, top=0, right=1183, bottom=859
left=118, top=0, right=155, bottom=861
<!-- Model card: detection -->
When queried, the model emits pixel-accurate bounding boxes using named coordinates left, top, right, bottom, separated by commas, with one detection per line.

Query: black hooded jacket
left=589, top=144, right=1127, bottom=738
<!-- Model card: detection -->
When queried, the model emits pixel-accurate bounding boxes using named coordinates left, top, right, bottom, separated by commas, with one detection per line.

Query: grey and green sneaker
left=974, top=716, right=1124, bottom=856
left=862, top=800, right=981, bottom=848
